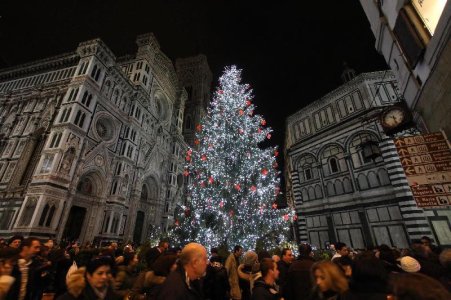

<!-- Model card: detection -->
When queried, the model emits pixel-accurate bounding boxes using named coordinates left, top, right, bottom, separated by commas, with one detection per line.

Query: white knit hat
left=397, top=256, right=421, bottom=273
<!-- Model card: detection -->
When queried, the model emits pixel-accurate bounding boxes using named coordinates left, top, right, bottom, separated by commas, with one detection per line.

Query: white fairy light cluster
left=173, top=66, right=296, bottom=251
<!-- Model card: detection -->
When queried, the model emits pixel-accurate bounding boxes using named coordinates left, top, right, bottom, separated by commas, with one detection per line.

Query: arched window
left=358, top=174, right=369, bottom=190
left=141, top=184, right=148, bottom=202
left=308, top=187, right=315, bottom=200
left=343, top=177, right=353, bottom=193
left=329, top=157, right=339, bottom=173
left=368, top=171, right=380, bottom=188
left=321, top=145, right=347, bottom=177
left=19, top=197, right=37, bottom=226
left=301, top=188, right=309, bottom=201
left=315, top=184, right=323, bottom=199
left=327, top=182, right=336, bottom=196
left=39, top=204, right=49, bottom=226
left=378, top=168, right=391, bottom=186
left=297, top=154, right=318, bottom=183
left=335, top=179, right=344, bottom=195
left=91, top=65, right=98, bottom=78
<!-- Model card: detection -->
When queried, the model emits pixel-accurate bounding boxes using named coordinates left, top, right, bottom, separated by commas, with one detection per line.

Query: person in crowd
left=438, top=248, right=451, bottom=291
left=375, top=245, right=398, bottom=273
left=210, top=248, right=220, bottom=260
left=238, top=251, right=260, bottom=300
left=333, top=256, right=353, bottom=279
left=130, top=253, right=178, bottom=299
left=251, top=258, right=282, bottom=300
left=276, top=248, right=293, bottom=294
left=4, top=237, right=41, bottom=300
left=310, top=261, right=349, bottom=300
left=114, top=251, right=139, bottom=298
left=331, top=243, right=349, bottom=262
left=420, top=236, right=442, bottom=256
left=57, top=256, right=121, bottom=300
left=157, top=242, right=207, bottom=300
left=411, top=240, right=445, bottom=280
left=7, top=235, right=23, bottom=249
left=390, top=272, right=450, bottom=300
left=0, top=247, right=19, bottom=299
left=396, top=256, right=421, bottom=273
left=284, top=243, right=315, bottom=300
left=48, top=248, right=72, bottom=298
left=0, top=238, right=6, bottom=249
left=342, top=257, right=388, bottom=300
left=33, top=245, right=53, bottom=300
left=204, top=255, right=230, bottom=300
left=271, top=255, right=280, bottom=263
left=144, top=241, right=169, bottom=270
left=43, top=239, right=55, bottom=251
left=225, top=245, right=243, bottom=300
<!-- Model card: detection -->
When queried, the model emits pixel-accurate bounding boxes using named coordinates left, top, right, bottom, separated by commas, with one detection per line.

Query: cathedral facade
left=0, top=33, right=212, bottom=244
left=284, top=70, right=446, bottom=249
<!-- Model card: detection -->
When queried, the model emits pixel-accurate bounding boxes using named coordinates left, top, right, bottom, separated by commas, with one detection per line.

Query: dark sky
left=0, top=0, right=387, bottom=167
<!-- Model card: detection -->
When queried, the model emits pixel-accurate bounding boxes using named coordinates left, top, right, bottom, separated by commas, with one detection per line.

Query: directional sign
left=394, top=132, right=451, bottom=208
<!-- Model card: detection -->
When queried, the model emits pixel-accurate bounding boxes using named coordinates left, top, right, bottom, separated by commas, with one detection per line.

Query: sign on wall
left=394, top=132, right=451, bottom=208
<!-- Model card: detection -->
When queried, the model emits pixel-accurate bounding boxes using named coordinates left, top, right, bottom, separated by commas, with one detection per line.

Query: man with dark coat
left=284, top=243, right=315, bottom=300
left=5, top=237, right=41, bottom=300
left=276, top=248, right=293, bottom=295
left=157, top=242, right=208, bottom=300
left=144, top=240, right=169, bottom=269
left=251, top=258, right=282, bottom=300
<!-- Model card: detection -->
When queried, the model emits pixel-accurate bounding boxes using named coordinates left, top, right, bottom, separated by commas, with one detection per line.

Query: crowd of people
left=0, top=234, right=450, bottom=300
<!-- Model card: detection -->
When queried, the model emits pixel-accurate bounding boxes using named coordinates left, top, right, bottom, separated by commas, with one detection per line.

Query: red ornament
left=234, top=184, right=241, bottom=191
left=266, top=133, right=271, bottom=139
left=246, top=100, right=251, bottom=106
left=274, top=150, right=279, bottom=157
left=183, top=170, right=189, bottom=177
left=200, top=181, right=206, bottom=188
left=273, top=162, right=278, bottom=169
left=219, top=200, right=224, bottom=208
left=194, top=139, right=200, bottom=145
left=239, top=109, right=244, bottom=116
left=239, top=129, right=244, bottom=134
left=218, top=90, right=224, bottom=94
left=185, top=155, right=191, bottom=162
left=261, top=168, right=268, bottom=176
left=293, top=215, right=298, bottom=221
left=201, top=155, right=207, bottom=161
left=258, top=128, right=262, bottom=133
left=208, top=176, right=214, bottom=184
left=261, top=119, right=266, bottom=126
left=187, top=149, right=193, bottom=156
left=196, top=124, right=202, bottom=132
left=229, top=210, right=234, bottom=217
left=283, top=214, right=289, bottom=221
left=250, top=185, right=257, bottom=192
left=272, top=203, right=278, bottom=209
left=175, top=219, right=180, bottom=226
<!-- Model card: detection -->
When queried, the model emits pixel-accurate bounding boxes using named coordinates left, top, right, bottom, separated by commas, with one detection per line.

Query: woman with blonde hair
left=309, top=261, right=348, bottom=300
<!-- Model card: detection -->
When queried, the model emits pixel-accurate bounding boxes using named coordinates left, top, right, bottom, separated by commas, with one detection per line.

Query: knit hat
left=397, top=256, right=421, bottom=273
left=243, top=251, right=258, bottom=267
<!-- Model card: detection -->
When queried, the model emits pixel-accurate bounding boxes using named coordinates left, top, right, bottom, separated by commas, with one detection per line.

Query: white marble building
left=284, top=70, right=447, bottom=249
left=0, top=33, right=212, bottom=244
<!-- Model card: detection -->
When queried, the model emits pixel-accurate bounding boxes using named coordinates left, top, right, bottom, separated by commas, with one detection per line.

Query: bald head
left=179, top=243, right=208, bottom=279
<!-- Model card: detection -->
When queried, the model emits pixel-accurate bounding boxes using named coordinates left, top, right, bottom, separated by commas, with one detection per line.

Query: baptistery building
left=0, top=33, right=212, bottom=244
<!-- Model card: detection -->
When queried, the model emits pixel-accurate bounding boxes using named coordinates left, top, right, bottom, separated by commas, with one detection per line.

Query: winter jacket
left=204, top=261, right=230, bottom=300
left=237, top=264, right=261, bottom=300
left=251, top=279, right=282, bottom=300
left=225, top=253, right=241, bottom=300
left=284, top=256, right=315, bottom=300
left=157, top=265, right=203, bottom=300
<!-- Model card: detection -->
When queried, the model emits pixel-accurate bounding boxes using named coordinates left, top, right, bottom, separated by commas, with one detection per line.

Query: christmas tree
left=173, top=66, right=295, bottom=251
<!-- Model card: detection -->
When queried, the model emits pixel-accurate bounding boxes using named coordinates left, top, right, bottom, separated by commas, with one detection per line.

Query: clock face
left=382, top=108, right=405, bottom=128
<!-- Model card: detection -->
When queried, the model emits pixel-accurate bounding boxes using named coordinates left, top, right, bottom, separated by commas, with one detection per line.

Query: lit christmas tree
left=173, top=66, right=295, bottom=250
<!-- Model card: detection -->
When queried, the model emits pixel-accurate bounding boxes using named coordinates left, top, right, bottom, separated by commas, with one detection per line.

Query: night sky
left=0, top=0, right=387, bottom=172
